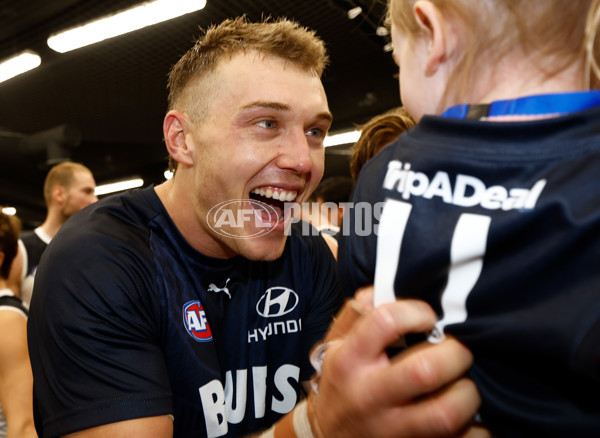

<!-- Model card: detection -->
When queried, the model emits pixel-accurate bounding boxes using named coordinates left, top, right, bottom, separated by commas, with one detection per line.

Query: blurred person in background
left=349, top=106, right=414, bottom=181
left=20, top=161, right=97, bottom=305
left=0, top=211, right=36, bottom=438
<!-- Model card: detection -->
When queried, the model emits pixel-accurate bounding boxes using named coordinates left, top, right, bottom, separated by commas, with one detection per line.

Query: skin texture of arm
left=0, top=310, right=37, bottom=438
left=63, top=416, right=173, bottom=438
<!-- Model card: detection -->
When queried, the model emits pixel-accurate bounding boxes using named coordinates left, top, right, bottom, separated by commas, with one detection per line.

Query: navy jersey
left=28, top=186, right=343, bottom=438
left=338, top=106, right=600, bottom=437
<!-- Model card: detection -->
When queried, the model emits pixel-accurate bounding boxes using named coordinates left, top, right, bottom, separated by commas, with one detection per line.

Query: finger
left=340, top=299, right=438, bottom=363
left=322, top=299, right=363, bottom=343
left=386, top=378, right=482, bottom=438
left=367, top=337, right=474, bottom=405
left=322, top=286, right=375, bottom=342
left=460, top=425, right=492, bottom=438
left=352, top=286, right=374, bottom=313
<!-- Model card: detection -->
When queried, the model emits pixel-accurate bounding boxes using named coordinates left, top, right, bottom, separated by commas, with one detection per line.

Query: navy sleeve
left=27, top=215, right=173, bottom=437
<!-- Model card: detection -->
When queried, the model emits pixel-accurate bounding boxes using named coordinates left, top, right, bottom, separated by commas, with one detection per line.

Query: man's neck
left=154, top=180, right=237, bottom=259
left=38, top=217, right=64, bottom=241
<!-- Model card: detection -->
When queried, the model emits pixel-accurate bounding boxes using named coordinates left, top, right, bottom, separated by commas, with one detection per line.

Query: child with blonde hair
left=340, top=0, right=600, bottom=436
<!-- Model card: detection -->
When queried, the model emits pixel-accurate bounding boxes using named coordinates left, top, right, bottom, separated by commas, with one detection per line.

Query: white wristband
left=292, top=399, right=315, bottom=438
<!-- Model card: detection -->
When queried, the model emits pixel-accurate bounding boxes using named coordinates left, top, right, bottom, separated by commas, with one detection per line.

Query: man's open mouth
left=249, top=186, right=298, bottom=223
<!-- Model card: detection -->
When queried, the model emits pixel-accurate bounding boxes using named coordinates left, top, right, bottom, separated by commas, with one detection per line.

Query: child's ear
left=413, top=0, right=448, bottom=76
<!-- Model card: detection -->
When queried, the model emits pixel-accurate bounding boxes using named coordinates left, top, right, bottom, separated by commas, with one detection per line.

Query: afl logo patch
left=256, top=287, right=299, bottom=318
left=183, top=301, right=213, bottom=342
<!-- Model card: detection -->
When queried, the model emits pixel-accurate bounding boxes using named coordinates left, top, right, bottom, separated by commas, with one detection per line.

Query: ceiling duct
left=19, top=124, right=82, bottom=167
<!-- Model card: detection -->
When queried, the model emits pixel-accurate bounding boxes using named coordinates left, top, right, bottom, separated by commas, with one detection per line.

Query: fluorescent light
left=47, top=0, right=206, bottom=53
left=1, top=207, right=16, bottom=216
left=0, top=50, right=41, bottom=84
left=324, top=129, right=361, bottom=147
left=347, top=6, right=363, bottom=20
left=95, top=178, right=144, bottom=196
left=376, top=26, right=389, bottom=37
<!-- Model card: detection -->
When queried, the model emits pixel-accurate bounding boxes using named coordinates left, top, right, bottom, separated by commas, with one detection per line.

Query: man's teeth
left=252, top=188, right=297, bottom=202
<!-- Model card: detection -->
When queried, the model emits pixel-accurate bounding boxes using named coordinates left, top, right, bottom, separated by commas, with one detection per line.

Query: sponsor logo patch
left=183, top=300, right=213, bottom=342
left=256, top=287, right=299, bottom=318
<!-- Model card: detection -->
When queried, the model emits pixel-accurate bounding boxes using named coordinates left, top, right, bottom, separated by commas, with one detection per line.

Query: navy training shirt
left=28, top=185, right=343, bottom=438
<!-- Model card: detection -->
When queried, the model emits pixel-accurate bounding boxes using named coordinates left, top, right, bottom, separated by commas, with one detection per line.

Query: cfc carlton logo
left=183, top=300, right=213, bottom=342
left=256, top=287, right=299, bottom=318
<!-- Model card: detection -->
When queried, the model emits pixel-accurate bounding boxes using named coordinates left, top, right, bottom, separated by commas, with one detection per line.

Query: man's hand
left=308, top=287, right=486, bottom=438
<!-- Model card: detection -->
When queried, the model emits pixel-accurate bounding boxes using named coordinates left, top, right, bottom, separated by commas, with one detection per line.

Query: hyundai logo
left=256, top=287, right=299, bottom=318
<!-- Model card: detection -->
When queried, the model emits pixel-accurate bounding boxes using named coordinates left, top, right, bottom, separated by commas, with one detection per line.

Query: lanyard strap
left=441, top=91, right=600, bottom=120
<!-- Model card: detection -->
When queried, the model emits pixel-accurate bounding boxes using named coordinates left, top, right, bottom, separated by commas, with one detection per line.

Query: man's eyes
left=306, top=127, right=325, bottom=138
left=256, top=120, right=276, bottom=129
left=254, top=120, right=326, bottom=139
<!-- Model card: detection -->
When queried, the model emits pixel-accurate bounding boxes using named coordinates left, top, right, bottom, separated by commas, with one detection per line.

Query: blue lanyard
left=441, top=91, right=600, bottom=120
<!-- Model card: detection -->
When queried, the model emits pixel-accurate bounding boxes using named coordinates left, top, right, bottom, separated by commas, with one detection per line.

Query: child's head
left=387, top=0, right=600, bottom=119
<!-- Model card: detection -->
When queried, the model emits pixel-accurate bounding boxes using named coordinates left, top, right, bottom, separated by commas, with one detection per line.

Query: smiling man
left=27, top=16, right=482, bottom=438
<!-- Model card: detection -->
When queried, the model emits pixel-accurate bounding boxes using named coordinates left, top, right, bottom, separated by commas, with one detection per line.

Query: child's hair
left=387, top=0, right=600, bottom=109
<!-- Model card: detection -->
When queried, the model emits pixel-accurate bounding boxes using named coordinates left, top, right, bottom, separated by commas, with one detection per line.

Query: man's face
left=61, top=170, right=98, bottom=218
left=187, top=51, right=331, bottom=261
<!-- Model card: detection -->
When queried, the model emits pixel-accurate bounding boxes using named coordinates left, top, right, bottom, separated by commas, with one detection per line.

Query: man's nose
left=276, top=130, right=314, bottom=174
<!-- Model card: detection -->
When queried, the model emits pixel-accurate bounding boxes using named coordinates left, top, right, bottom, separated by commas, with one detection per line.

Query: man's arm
left=0, top=311, right=37, bottom=438
left=63, top=416, right=173, bottom=438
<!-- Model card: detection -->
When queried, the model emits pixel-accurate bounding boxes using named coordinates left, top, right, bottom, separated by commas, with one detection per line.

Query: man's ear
left=164, top=110, right=195, bottom=167
left=53, top=185, right=66, bottom=205
left=413, top=0, right=447, bottom=76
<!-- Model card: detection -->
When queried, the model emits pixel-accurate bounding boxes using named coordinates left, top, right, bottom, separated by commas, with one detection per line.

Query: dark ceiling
left=0, top=0, right=400, bottom=230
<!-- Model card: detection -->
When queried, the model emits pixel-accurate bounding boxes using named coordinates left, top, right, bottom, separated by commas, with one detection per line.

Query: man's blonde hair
left=43, top=162, right=93, bottom=206
left=165, top=16, right=329, bottom=172
left=167, top=16, right=329, bottom=120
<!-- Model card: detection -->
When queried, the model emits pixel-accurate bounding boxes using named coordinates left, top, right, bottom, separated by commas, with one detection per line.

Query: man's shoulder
left=62, top=186, right=160, bottom=238
left=47, top=187, right=161, bottom=266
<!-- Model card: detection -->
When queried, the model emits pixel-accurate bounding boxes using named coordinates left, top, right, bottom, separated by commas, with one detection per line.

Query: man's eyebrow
left=240, top=101, right=291, bottom=111
left=239, top=102, right=333, bottom=122
left=316, top=111, right=333, bottom=123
